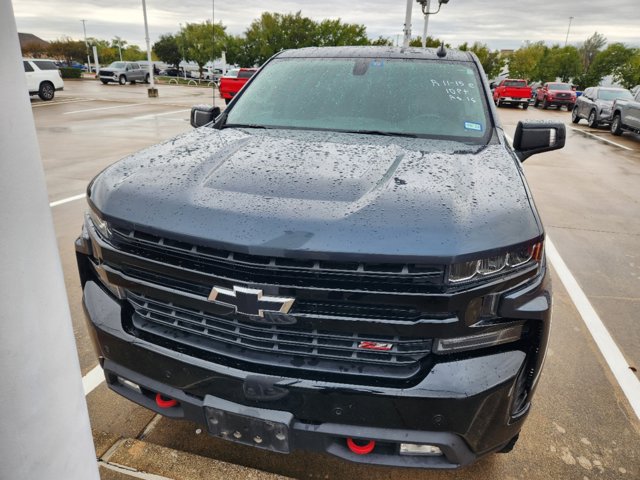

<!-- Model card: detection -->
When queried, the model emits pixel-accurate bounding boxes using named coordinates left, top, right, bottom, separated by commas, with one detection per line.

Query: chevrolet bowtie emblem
left=208, top=285, right=295, bottom=317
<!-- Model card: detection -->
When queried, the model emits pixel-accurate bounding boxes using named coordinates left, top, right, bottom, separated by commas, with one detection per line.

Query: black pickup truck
left=76, top=46, right=565, bottom=469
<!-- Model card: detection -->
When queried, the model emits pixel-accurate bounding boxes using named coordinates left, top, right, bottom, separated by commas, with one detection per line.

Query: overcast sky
left=12, top=0, right=640, bottom=51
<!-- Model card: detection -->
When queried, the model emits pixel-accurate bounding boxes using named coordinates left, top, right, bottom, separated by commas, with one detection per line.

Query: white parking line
left=82, top=364, right=105, bottom=396
left=32, top=98, right=96, bottom=108
left=49, top=193, right=86, bottom=207
left=133, top=108, right=189, bottom=120
left=504, top=132, right=640, bottom=419
left=569, top=126, right=633, bottom=151
left=63, top=103, right=146, bottom=115
left=546, top=238, right=640, bottom=420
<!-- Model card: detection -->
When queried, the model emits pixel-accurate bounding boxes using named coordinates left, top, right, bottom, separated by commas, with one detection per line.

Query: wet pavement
left=36, top=82, right=640, bottom=479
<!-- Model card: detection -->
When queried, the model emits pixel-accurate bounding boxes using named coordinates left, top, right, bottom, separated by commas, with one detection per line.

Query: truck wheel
left=542, top=98, right=549, bottom=109
left=522, top=102, right=529, bottom=110
left=118, top=75, right=127, bottom=85
left=534, top=98, right=540, bottom=108
left=587, top=110, right=598, bottom=128
left=610, top=114, right=623, bottom=136
left=566, top=104, right=574, bottom=112
left=571, top=107, right=580, bottom=124
left=497, top=433, right=520, bottom=454
left=145, top=74, right=150, bottom=84
left=38, top=81, right=55, bottom=101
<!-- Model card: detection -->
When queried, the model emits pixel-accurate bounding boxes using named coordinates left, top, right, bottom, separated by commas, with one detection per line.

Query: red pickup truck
left=218, top=68, right=257, bottom=104
left=534, top=82, right=577, bottom=111
left=493, top=79, right=531, bottom=109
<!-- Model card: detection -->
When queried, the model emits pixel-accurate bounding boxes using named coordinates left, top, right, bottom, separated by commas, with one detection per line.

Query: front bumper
left=78, top=229, right=551, bottom=469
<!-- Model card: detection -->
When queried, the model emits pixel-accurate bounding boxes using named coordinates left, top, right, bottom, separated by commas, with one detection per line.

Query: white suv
left=23, top=58, right=64, bottom=101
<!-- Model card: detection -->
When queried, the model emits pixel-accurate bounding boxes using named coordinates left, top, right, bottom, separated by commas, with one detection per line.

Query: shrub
left=59, top=67, right=82, bottom=79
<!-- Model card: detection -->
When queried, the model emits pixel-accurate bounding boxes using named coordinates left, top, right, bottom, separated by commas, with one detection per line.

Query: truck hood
left=89, top=127, right=541, bottom=262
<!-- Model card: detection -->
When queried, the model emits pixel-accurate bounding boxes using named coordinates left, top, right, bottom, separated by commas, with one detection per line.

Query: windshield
left=109, top=62, right=126, bottom=69
left=598, top=89, right=633, bottom=101
left=548, top=83, right=571, bottom=90
left=226, top=57, right=491, bottom=142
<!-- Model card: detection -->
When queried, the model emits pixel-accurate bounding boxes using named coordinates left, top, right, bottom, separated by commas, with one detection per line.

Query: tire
left=566, top=104, right=574, bottom=112
left=587, top=109, right=598, bottom=128
left=571, top=107, right=580, bottom=124
left=38, top=81, right=55, bottom=101
left=610, top=114, right=623, bottom=136
left=100, top=80, right=109, bottom=85
left=522, top=103, right=529, bottom=110
left=497, top=434, right=520, bottom=454
left=542, top=98, right=549, bottom=110
left=534, top=98, right=540, bottom=108
left=145, top=74, right=150, bottom=84
left=118, top=75, right=126, bottom=85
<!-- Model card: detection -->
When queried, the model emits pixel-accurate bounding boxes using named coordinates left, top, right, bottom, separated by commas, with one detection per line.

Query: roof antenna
left=437, top=42, right=447, bottom=58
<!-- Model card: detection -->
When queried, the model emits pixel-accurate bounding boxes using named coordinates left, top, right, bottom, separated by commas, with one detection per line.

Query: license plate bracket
left=204, top=396, right=293, bottom=453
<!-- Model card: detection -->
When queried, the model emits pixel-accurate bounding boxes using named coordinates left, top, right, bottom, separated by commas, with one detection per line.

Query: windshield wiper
left=340, top=129, right=418, bottom=138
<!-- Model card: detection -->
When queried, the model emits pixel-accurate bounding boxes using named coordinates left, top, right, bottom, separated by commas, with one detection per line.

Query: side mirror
left=190, top=105, right=221, bottom=128
left=512, top=121, right=565, bottom=162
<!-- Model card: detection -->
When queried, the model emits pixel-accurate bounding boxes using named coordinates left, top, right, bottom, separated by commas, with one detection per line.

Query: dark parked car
left=610, top=88, right=640, bottom=136
left=572, top=86, right=634, bottom=127
left=77, top=46, right=565, bottom=469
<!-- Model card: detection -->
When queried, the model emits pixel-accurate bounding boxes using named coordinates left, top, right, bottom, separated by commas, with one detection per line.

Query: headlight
left=447, top=241, right=543, bottom=284
left=434, top=324, right=524, bottom=354
left=88, top=209, right=111, bottom=239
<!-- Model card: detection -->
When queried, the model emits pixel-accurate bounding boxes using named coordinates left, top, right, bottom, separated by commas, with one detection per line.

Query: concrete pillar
left=0, top=1, right=100, bottom=479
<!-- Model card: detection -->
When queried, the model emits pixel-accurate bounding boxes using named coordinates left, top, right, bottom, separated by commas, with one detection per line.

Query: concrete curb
left=98, top=437, right=292, bottom=480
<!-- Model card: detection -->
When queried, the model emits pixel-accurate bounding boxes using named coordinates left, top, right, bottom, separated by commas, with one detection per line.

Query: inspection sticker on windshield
left=464, top=122, right=483, bottom=132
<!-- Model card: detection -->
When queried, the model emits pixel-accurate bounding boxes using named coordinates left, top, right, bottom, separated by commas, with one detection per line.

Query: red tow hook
left=346, top=437, right=376, bottom=455
left=155, top=392, right=178, bottom=408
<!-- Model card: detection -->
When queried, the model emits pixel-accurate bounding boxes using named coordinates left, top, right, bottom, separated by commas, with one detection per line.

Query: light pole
left=81, top=19, right=91, bottom=73
left=564, top=16, right=574, bottom=47
left=421, top=0, right=430, bottom=48
left=117, top=39, right=123, bottom=61
left=403, top=0, right=450, bottom=49
left=141, top=0, right=157, bottom=97
left=418, top=0, right=450, bottom=48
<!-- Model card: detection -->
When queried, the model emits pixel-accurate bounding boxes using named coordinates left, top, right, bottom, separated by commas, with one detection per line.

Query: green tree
left=243, top=12, right=318, bottom=66
left=315, top=19, right=369, bottom=46
left=578, top=43, right=636, bottom=88
left=178, top=21, right=226, bottom=77
left=459, top=42, right=505, bottom=79
left=224, top=35, right=253, bottom=67
left=153, top=34, right=182, bottom=68
left=370, top=36, right=393, bottom=46
left=122, top=45, right=144, bottom=61
left=612, top=49, right=640, bottom=89
left=579, top=32, right=606, bottom=72
left=48, top=37, right=86, bottom=65
left=535, top=45, right=582, bottom=82
left=409, top=36, right=446, bottom=48
left=507, top=41, right=546, bottom=81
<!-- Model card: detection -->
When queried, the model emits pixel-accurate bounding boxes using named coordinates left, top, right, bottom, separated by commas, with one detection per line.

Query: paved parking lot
left=36, top=81, right=640, bottom=479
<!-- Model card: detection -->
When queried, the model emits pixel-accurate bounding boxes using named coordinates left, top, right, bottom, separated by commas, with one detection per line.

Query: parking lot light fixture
left=142, top=0, right=157, bottom=97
